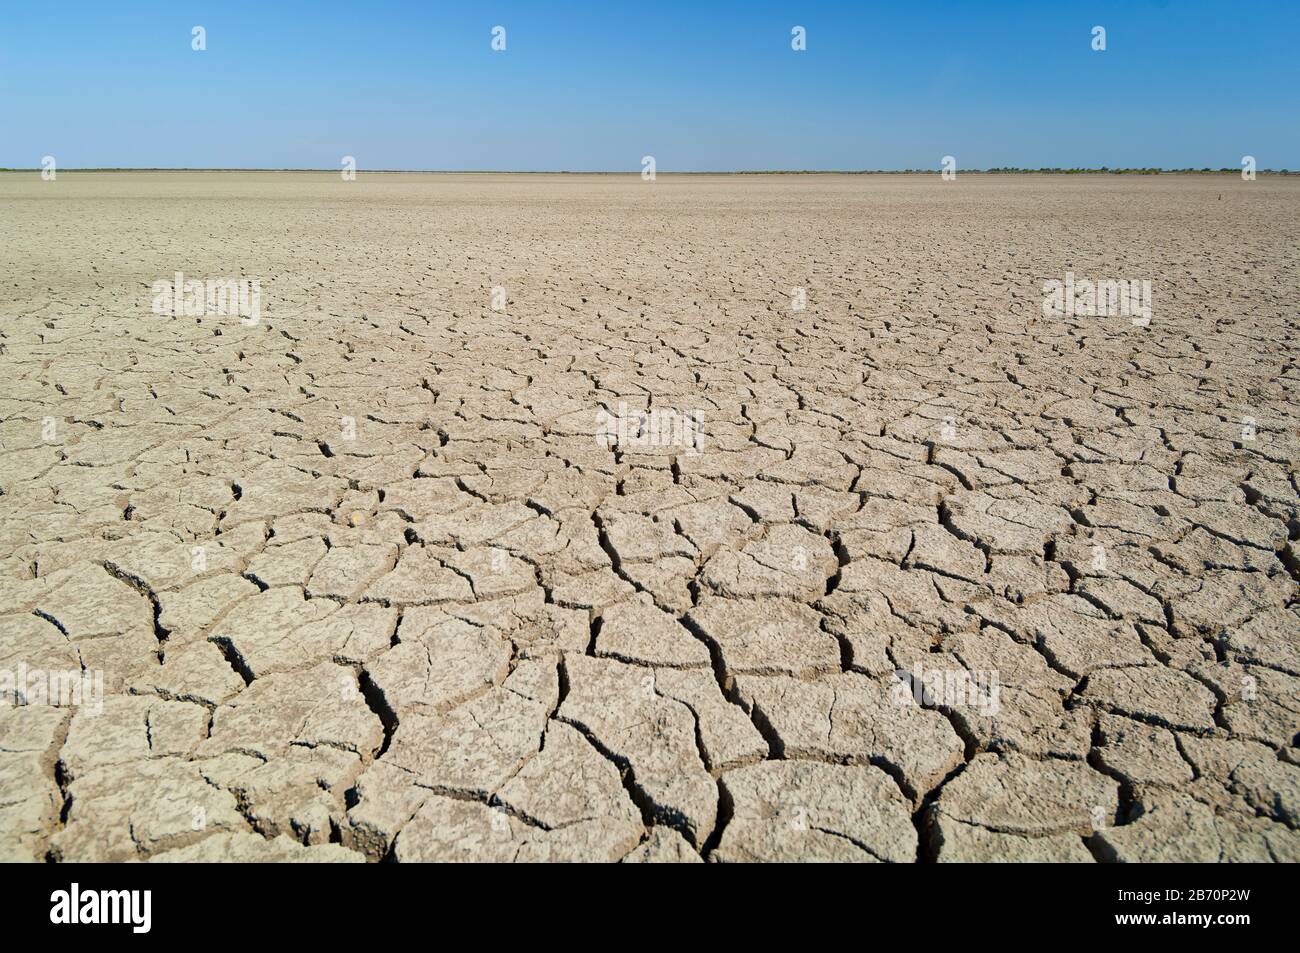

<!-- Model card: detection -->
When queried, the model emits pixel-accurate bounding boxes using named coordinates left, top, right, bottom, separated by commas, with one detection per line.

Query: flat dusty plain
left=1, top=172, right=1297, bottom=863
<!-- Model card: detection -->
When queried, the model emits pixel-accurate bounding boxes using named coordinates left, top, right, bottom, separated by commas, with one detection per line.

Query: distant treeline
left=0, top=167, right=1294, bottom=174
left=980, top=167, right=1292, bottom=175
left=728, top=167, right=1295, bottom=175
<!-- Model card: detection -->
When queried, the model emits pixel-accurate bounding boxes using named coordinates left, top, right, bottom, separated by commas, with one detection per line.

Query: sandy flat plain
left=1, top=171, right=1297, bottom=862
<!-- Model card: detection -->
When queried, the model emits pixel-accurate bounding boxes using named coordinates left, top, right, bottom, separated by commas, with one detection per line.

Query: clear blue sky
left=1, top=0, right=1295, bottom=170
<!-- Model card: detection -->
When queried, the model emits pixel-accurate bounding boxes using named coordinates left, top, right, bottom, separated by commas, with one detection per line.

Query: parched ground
left=1, top=171, right=1297, bottom=863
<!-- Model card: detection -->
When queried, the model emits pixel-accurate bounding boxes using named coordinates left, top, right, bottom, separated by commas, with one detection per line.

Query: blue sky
left=1, top=0, right=1295, bottom=170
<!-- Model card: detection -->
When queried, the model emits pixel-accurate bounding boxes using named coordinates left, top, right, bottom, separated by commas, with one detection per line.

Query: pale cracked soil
left=1, top=172, right=1298, bottom=863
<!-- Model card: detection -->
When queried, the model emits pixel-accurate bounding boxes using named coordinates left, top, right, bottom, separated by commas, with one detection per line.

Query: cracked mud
left=1, top=172, right=1298, bottom=862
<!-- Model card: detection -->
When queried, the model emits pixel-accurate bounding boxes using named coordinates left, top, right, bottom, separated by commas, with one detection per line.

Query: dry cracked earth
left=1, top=171, right=1298, bottom=864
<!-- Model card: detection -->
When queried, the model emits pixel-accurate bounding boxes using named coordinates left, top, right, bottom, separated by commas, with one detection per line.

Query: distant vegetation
left=980, top=167, right=1293, bottom=175
left=0, top=167, right=1293, bottom=174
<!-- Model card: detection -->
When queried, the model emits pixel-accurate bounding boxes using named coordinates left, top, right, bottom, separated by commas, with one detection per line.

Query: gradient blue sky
left=1, top=0, right=1295, bottom=170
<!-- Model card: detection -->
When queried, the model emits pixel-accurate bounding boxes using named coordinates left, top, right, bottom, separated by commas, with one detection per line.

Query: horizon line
left=2, top=167, right=1294, bottom=175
